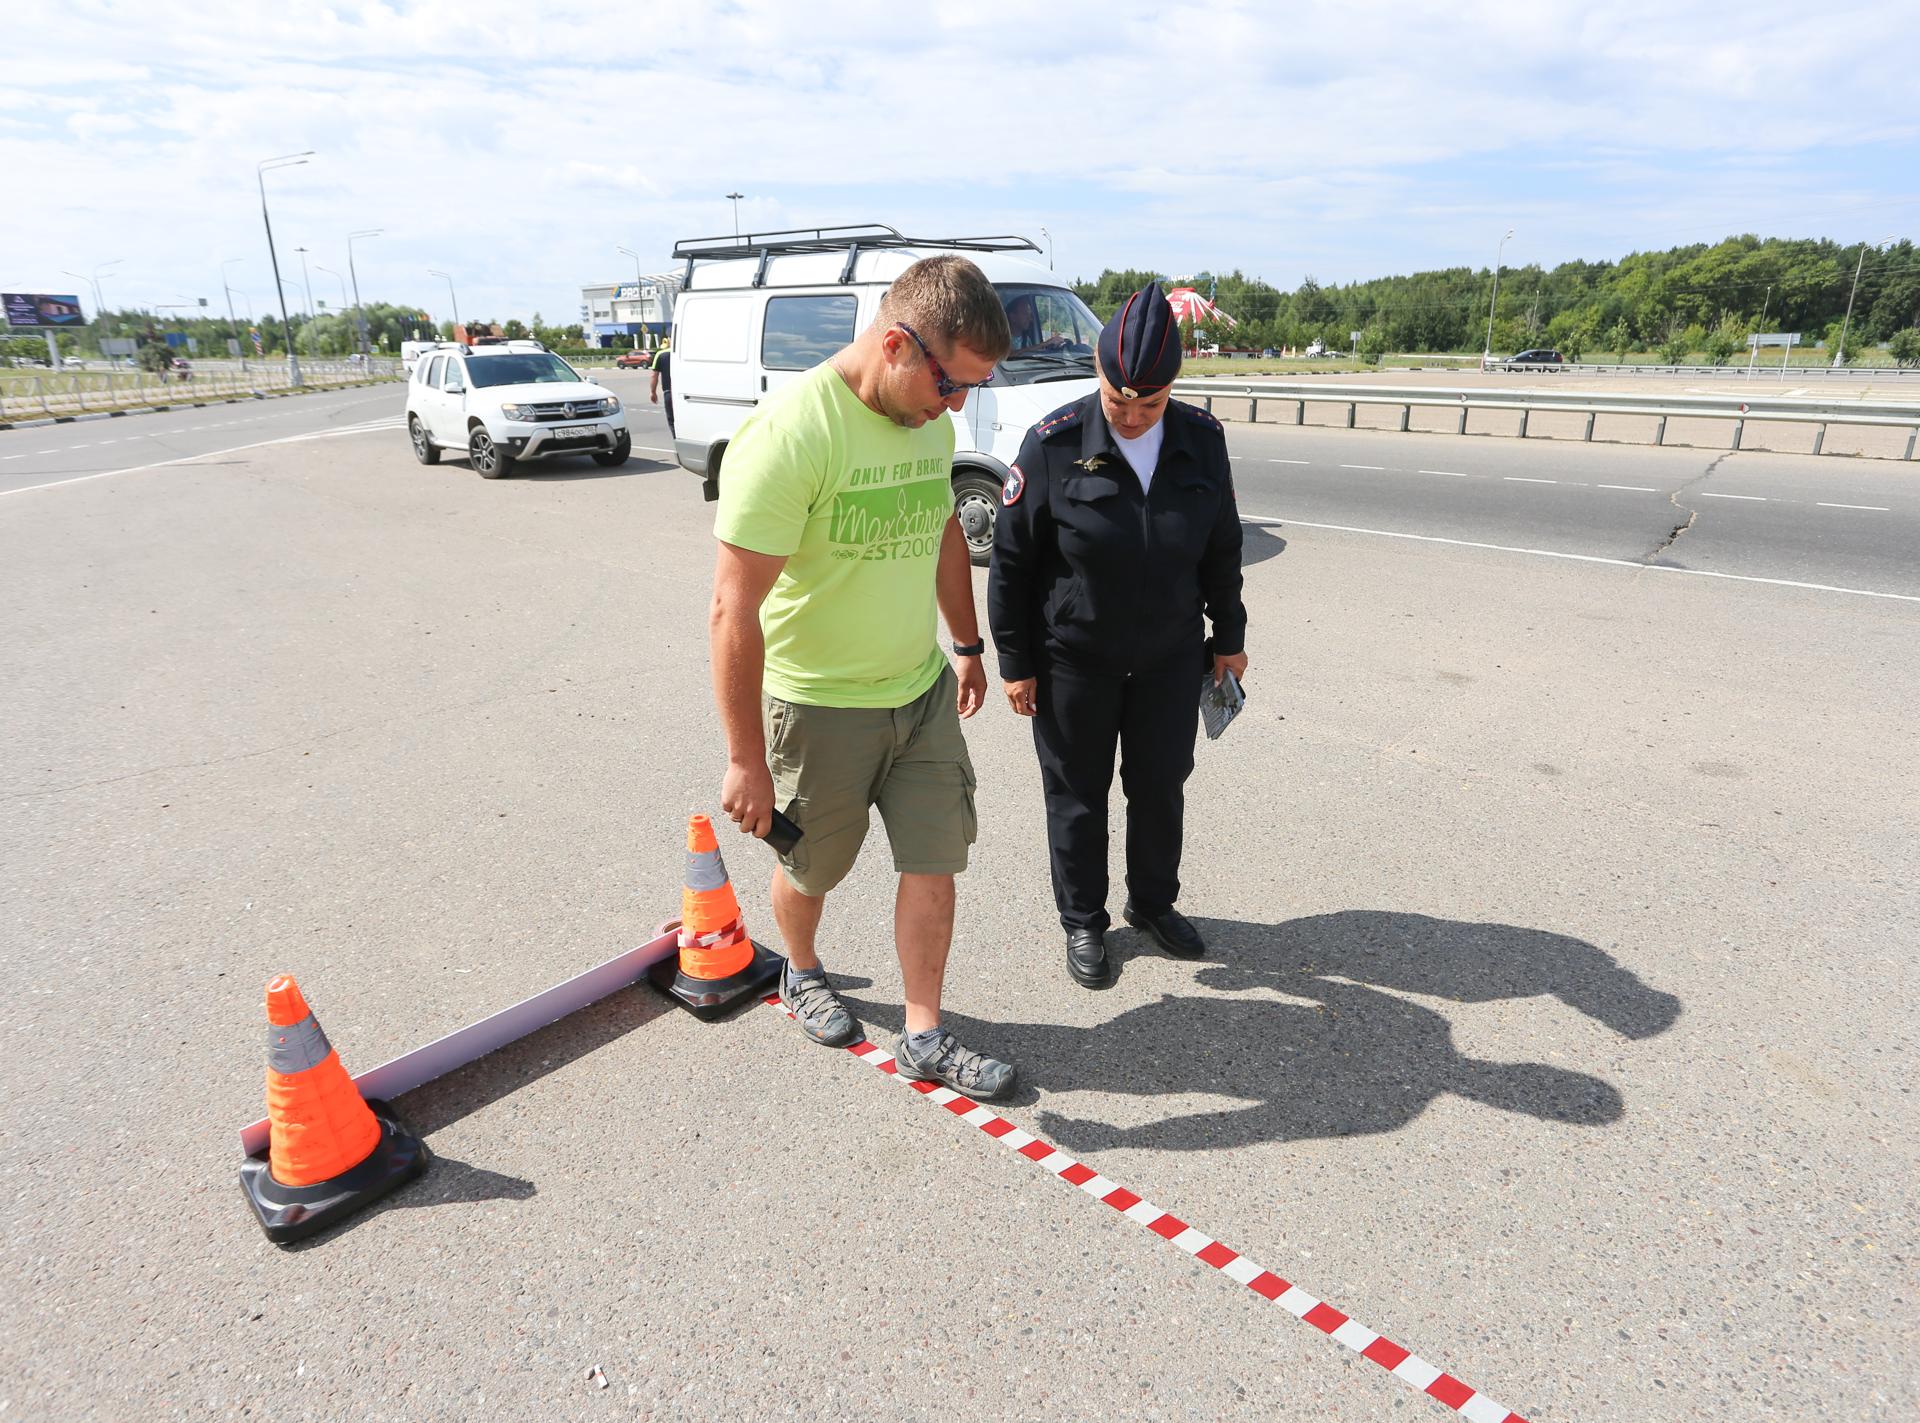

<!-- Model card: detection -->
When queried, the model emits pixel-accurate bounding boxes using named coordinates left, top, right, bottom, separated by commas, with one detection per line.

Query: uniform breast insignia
left=1003, top=463, right=1025, bottom=506
left=1072, top=455, right=1110, bottom=472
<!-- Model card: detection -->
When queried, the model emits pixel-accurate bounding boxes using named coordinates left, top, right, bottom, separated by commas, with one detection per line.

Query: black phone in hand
left=764, top=802, right=804, bottom=856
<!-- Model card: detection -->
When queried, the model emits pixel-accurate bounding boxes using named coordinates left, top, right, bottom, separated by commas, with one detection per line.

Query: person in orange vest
left=708, top=256, right=1017, bottom=1100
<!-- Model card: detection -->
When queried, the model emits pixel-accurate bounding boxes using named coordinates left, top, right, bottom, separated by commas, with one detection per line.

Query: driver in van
left=1005, top=293, right=1071, bottom=353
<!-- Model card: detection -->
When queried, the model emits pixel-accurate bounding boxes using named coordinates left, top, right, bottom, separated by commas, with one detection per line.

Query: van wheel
left=409, top=415, right=440, bottom=464
left=951, top=471, right=1003, bottom=566
left=470, top=427, right=514, bottom=478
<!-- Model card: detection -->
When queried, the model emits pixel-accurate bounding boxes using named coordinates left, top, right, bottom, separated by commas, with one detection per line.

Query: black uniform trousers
left=1032, top=649, right=1201, bottom=933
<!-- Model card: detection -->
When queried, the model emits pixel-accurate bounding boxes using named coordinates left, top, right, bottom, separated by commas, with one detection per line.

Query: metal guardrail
left=1488, top=360, right=1918, bottom=379
left=1170, top=379, right=1920, bottom=460
left=0, top=361, right=404, bottom=423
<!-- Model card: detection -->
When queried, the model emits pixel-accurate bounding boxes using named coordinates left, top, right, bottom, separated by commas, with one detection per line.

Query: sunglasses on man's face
left=895, top=322, right=993, bottom=400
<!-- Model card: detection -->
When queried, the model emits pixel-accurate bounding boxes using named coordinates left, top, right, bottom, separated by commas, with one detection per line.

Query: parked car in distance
left=1500, top=348, right=1564, bottom=371
left=613, top=350, right=654, bottom=369
left=62, top=355, right=86, bottom=368
left=1304, top=340, right=1328, bottom=357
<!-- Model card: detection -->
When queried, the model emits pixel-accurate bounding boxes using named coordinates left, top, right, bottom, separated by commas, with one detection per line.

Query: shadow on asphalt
left=844, top=909, right=1677, bottom=1152
left=1239, top=524, right=1287, bottom=568
left=393, top=984, right=675, bottom=1138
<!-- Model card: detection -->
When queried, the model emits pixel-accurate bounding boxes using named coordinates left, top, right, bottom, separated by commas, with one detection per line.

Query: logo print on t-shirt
left=828, top=457, right=951, bottom=562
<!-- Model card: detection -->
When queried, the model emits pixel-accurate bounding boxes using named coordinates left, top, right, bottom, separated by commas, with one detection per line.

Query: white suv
left=406, top=341, right=630, bottom=478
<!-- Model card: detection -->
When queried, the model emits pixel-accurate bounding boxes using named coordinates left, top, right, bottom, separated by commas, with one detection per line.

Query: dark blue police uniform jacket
left=988, top=394, right=1247, bottom=681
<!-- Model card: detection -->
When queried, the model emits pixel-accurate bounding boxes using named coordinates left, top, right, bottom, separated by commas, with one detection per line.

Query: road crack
left=1644, top=451, right=1736, bottom=563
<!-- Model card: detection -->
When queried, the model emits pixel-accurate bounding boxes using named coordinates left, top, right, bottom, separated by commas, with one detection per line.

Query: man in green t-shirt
left=710, top=256, right=1017, bottom=1100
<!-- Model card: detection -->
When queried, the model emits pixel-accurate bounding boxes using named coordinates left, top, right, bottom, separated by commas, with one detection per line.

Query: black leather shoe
left=1122, top=901, right=1205, bottom=958
left=1065, top=928, right=1112, bottom=988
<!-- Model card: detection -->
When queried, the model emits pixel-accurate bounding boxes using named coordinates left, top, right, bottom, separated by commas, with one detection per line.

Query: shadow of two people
left=852, top=910, right=1680, bottom=1154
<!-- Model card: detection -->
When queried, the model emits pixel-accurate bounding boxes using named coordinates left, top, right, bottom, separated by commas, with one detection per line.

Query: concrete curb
left=0, top=378, right=397, bottom=432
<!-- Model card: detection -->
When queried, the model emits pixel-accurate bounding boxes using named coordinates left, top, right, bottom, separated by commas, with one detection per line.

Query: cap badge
left=1120, top=385, right=1139, bottom=399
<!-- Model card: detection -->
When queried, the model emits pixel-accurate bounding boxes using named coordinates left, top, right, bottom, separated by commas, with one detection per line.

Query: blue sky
left=4, top=0, right=1916, bottom=327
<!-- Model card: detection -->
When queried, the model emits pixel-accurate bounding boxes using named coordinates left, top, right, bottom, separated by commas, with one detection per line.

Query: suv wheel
left=470, top=426, right=515, bottom=479
left=409, top=415, right=440, bottom=465
left=951, top=470, right=1003, bottom=566
left=591, top=432, right=632, bottom=468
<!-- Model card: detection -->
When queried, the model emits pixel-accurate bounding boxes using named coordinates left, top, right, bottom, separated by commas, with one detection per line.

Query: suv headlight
left=500, top=403, right=537, bottom=421
left=602, top=396, right=621, bottom=415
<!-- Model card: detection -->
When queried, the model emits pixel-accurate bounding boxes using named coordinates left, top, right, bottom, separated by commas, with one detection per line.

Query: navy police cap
left=1097, top=282, right=1181, bottom=398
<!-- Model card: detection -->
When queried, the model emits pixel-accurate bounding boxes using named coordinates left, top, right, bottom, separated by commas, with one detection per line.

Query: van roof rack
left=672, top=224, right=1042, bottom=289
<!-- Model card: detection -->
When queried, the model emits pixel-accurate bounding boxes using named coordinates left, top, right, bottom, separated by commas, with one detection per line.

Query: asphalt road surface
left=2, top=383, right=1915, bottom=1421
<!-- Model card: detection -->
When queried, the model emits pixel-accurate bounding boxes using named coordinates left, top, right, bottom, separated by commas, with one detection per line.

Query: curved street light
left=347, top=229, right=381, bottom=357
left=1835, top=235, right=1896, bottom=366
left=258, top=151, right=314, bottom=385
left=316, top=265, right=350, bottom=356
left=725, top=191, right=744, bottom=238
left=1483, top=228, right=1515, bottom=368
left=428, top=269, right=460, bottom=332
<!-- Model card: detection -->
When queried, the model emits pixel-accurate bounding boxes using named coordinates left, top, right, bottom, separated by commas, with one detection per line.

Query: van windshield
left=466, top=353, right=581, bottom=387
left=996, top=285, right=1101, bottom=385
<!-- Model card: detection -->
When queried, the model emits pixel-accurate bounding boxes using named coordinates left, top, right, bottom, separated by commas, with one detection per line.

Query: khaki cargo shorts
left=763, top=665, right=978, bottom=896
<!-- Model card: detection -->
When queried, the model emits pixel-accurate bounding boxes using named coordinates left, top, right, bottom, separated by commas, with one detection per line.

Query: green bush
left=1887, top=328, right=1920, bottom=368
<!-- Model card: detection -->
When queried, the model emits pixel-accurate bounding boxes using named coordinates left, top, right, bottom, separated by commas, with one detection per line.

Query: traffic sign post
left=1747, top=331, right=1801, bottom=379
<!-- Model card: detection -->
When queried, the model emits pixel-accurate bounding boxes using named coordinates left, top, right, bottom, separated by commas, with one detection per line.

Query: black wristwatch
left=952, top=639, right=985, bottom=658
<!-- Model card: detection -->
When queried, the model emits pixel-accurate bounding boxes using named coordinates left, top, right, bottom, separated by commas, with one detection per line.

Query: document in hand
left=1199, top=667, right=1246, bottom=741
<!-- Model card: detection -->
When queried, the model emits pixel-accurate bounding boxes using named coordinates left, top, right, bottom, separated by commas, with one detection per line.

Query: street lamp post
left=616, top=245, right=645, bottom=349
left=317, top=266, right=350, bottom=356
left=221, top=257, right=247, bottom=371
left=294, top=246, right=315, bottom=355
left=1483, top=227, right=1514, bottom=369
left=1835, top=236, right=1895, bottom=366
left=92, top=259, right=122, bottom=331
left=347, top=229, right=381, bottom=358
left=429, top=269, right=460, bottom=335
left=1040, top=226, right=1053, bottom=271
left=258, top=150, right=314, bottom=386
left=726, top=191, right=744, bottom=238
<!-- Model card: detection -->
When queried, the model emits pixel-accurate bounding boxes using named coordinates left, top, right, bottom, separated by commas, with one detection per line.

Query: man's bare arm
left=710, top=540, right=788, bottom=837
left=935, top=515, right=986, bottom=719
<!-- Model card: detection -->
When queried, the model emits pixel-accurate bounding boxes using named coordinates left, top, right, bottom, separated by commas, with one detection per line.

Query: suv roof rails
left=672, top=224, right=1042, bottom=289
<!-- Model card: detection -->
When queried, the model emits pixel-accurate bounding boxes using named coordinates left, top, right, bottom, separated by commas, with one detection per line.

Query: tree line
left=1072, top=235, right=1920, bottom=366
left=5, top=304, right=589, bottom=361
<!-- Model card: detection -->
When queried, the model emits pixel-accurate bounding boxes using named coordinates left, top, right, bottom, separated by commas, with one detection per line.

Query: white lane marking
left=1339, top=463, right=1386, bottom=471
left=632, top=445, right=674, bottom=454
left=34, top=449, right=58, bottom=454
left=1418, top=468, right=1469, bottom=477
left=1598, top=483, right=1656, bottom=492
left=1268, top=458, right=1310, bottom=465
left=1700, top=492, right=1766, bottom=501
left=0, top=424, right=401, bottom=497
left=1504, top=476, right=1556, bottom=484
left=1239, top=512, right=1920, bottom=604
left=1818, top=502, right=1889, bottom=511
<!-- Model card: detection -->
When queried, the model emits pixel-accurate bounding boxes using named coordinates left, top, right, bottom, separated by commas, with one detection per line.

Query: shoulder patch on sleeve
left=1033, top=401, right=1084, bottom=438
left=1002, top=463, right=1025, bottom=506
left=1172, top=399, right=1223, bottom=433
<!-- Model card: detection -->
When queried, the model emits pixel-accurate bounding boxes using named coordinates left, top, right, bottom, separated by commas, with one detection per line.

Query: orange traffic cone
left=647, top=813, right=783, bottom=1019
left=238, top=974, right=428, bottom=1244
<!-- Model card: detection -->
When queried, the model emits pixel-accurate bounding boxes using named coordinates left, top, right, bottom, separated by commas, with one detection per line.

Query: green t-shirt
left=714, top=361, right=955, bottom=708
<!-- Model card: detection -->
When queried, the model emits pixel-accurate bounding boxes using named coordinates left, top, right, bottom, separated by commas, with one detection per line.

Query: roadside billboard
left=3, top=292, right=86, bottom=329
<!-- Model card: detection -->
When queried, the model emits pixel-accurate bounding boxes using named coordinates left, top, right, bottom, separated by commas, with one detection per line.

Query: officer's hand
left=1212, top=651, right=1249, bottom=685
left=1004, top=676, right=1038, bottom=717
left=720, top=759, right=775, bottom=840
left=955, top=656, right=986, bottom=720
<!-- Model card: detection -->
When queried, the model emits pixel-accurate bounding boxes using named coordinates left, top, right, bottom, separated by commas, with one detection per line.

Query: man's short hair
left=877, top=256, right=1011, bottom=362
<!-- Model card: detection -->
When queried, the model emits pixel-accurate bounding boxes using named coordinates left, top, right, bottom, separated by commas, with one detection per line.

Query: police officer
left=987, top=283, right=1248, bottom=988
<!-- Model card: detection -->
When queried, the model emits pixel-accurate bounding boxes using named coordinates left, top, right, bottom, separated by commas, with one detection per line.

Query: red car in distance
left=614, top=350, right=654, bottom=369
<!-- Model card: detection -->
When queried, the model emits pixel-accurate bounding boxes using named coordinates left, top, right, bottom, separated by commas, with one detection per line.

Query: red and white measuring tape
left=764, top=995, right=1528, bottom=1422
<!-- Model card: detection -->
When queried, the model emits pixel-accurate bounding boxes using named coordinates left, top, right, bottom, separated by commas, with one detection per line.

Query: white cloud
left=2, top=0, right=1914, bottom=321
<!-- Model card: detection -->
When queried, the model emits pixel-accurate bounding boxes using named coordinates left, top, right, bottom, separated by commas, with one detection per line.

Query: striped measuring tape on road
left=763, top=994, right=1528, bottom=1421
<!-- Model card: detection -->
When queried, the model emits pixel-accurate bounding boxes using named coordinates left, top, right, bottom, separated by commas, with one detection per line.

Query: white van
left=668, top=225, right=1102, bottom=562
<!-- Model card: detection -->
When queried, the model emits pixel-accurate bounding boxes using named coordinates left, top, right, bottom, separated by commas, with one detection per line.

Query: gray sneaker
left=779, top=968, right=860, bottom=1048
left=894, top=1028, right=1016, bottom=1101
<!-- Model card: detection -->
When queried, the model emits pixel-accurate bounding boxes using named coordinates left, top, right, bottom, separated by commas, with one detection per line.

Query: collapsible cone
left=647, top=813, right=784, bottom=1019
left=238, top=974, right=428, bottom=1244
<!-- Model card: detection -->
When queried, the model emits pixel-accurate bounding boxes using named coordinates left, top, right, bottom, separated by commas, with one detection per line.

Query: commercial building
left=580, top=274, right=681, bottom=349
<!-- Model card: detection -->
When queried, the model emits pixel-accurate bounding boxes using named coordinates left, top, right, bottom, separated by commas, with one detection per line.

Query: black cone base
left=239, top=1101, right=429, bottom=1246
left=647, top=937, right=784, bottom=1021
